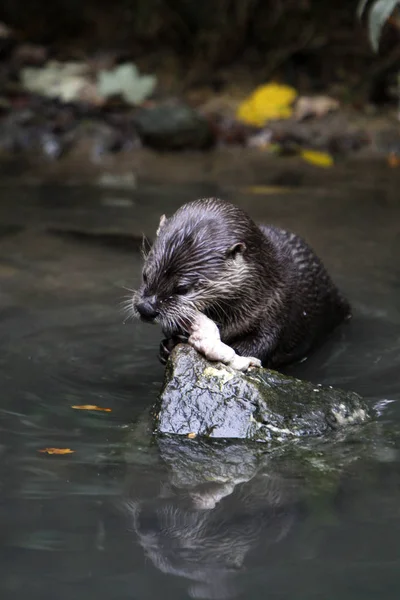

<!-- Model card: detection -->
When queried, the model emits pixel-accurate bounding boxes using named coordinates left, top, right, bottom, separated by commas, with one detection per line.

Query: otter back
left=255, top=224, right=351, bottom=367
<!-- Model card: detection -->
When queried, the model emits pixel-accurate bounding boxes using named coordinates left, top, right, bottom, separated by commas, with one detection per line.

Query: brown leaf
left=39, top=448, right=75, bottom=455
left=388, top=152, right=400, bottom=168
left=71, top=405, right=112, bottom=412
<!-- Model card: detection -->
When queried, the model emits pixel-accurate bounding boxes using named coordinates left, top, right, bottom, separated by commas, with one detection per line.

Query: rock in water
left=133, top=99, right=213, bottom=150
left=154, top=345, right=371, bottom=441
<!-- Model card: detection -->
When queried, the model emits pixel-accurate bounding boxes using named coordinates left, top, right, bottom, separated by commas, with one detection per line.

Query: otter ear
left=156, top=214, right=168, bottom=236
left=226, top=242, right=246, bottom=258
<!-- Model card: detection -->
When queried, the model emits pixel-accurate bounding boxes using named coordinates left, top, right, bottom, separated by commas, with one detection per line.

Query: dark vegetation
left=1, top=0, right=399, bottom=101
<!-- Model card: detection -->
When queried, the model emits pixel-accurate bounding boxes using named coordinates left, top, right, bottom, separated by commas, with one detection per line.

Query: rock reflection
left=125, top=437, right=303, bottom=599
left=124, top=421, right=398, bottom=599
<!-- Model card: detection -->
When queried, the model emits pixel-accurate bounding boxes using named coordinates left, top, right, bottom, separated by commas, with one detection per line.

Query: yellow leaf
left=300, top=149, right=334, bottom=168
left=71, top=405, right=112, bottom=412
left=242, top=185, right=292, bottom=195
left=187, top=432, right=197, bottom=439
left=236, top=83, right=298, bottom=127
left=39, top=448, right=75, bottom=455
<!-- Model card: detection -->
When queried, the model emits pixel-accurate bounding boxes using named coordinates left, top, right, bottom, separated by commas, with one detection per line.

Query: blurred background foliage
left=358, top=0, right=400, bottom=49
left=1, top=0, right=400, bottom=100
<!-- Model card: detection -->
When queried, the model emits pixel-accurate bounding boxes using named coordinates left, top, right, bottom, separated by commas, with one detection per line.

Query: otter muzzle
left=136, top=298, right=159, bottom=322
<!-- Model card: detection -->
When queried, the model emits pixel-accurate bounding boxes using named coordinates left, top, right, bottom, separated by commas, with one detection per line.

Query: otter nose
left=136, top=298, right=159, bottom=321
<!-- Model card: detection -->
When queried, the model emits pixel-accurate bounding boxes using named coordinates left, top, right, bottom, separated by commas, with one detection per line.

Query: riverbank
left=1, top=119, right=400, bottom=190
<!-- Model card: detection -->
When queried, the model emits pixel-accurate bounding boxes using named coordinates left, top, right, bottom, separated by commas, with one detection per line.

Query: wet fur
left=133, top=198, right=351, bottom=368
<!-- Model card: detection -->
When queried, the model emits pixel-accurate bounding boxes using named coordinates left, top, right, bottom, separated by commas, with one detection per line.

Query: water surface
left=1, top=176, right=400, bottom=600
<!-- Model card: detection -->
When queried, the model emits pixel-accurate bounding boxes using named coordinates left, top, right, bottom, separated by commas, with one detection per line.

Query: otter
left=132, top=198, right=351, bottom=370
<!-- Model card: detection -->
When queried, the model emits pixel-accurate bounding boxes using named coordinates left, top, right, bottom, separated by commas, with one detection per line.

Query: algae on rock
left=154, top=345, right=371, bottom=441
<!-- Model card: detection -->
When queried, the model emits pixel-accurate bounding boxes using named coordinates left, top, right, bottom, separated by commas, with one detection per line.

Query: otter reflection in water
left=124, top=438, right=303, bottom=599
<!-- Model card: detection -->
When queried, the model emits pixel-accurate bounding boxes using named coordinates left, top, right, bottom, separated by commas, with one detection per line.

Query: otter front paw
left=228, top=355, right=262, bottom=372
left=189, top=333, right=261, bottom=371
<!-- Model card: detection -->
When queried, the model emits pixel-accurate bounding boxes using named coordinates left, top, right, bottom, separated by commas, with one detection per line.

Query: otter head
left=133, top=205, right=252, bottom=336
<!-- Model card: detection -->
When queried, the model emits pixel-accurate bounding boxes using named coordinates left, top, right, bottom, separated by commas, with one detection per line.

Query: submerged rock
left=154, top=345, right=371, bottom=441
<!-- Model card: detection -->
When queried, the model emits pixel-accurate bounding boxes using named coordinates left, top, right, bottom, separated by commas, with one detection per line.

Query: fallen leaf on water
left=388, top=152, right=400, bottom=167
left=187, top=433, right=197, bottom=439
left=71, top=405, right=112, bottom=412
left=242, top=185, right=292, bottom=195
left=39, top=448, right=75, bottom=455
left=300, top=149, right=334, bottom=168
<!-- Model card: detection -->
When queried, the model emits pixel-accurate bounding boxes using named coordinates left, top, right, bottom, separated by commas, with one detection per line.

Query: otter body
left=133, top=198, right=350, bottom=368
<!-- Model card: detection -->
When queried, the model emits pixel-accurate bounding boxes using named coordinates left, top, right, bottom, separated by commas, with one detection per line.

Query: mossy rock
left=133, top=99, right=214, bottom=150
left=153, top=345, right=371, bottom=442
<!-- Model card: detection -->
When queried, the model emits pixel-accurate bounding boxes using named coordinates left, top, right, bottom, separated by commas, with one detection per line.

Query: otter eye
left=142, top=272, right=148, bottom=284
left=175, top=284, right=191, bottom=295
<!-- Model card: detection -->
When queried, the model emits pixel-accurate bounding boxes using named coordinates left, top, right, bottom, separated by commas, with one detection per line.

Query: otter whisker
left=120, top=300, right=135, bottom=313
left=141, top=235, right=151, bottom=260
left=119, top=301, right=132, bottom=312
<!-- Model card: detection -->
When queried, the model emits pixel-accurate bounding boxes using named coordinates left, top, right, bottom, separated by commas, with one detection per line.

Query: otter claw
left=229, top=355, right=262, bottom=372
left=158, top=335, right=188, bottom=365
left=158, top=339, right=170, bottom=365
left=247, top=358, right=263, bottom=370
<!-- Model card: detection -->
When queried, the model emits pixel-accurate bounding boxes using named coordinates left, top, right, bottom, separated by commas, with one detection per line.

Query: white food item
left=188, top=313, right=262, bottom=372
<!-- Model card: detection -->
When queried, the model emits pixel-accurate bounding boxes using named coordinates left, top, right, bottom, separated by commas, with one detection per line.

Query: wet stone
left=133, top=99, right=214, bottom=150
left=154, top=345, right=371, bottom=442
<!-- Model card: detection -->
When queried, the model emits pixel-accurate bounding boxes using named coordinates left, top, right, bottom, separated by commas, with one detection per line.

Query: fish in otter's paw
left=131, top=198, right=351, bottom=371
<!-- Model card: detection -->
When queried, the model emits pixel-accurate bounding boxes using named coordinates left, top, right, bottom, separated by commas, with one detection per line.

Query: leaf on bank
left=71, top=405, right=112, bottom=412
left=97, top=64, right=157, bottom=105
left=236, top=83, right=298, bottom=127
left=388, top=152, right=400, bottom=167
left=39, top=448, right=75, bottom=455
left=300, top=149, right=334, bottom=168
left=242, top=185, right=292, bottom=195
